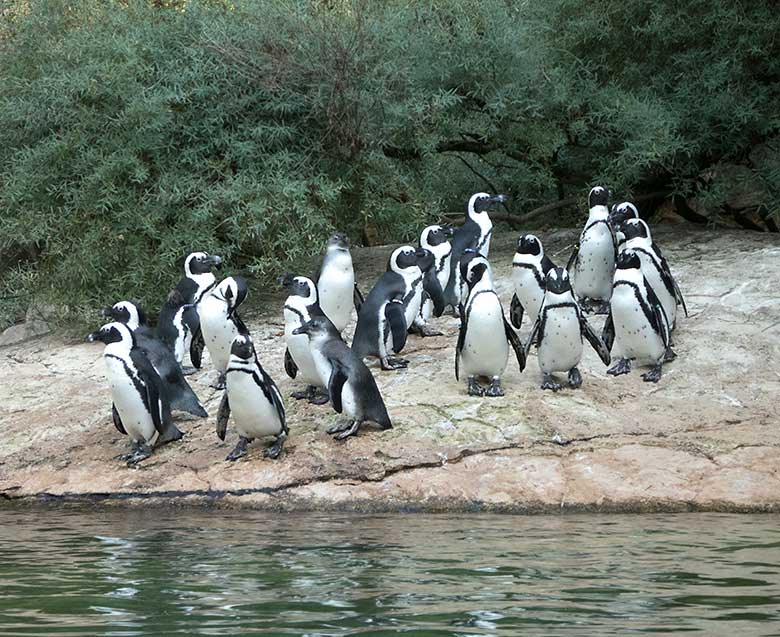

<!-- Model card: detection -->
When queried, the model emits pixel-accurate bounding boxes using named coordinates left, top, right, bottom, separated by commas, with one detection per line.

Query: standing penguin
left=569, top=186, right=616, bottom=314
left=316, top=232, right=363, bottom=334
left=87, top=322, right=180, bottom=465
left=417, top=224, right=453, bottom=325
left=293, top=315, right=391, bottom=440
left=281, top=274, right=329, bottom=404
left=156, top=251, right=222, bottom=371
left=216, top=334, right=287, bottom=460
left=351, top=245, right=423, bottom=370
left=199, top=276, right=249, bottom=389
left=620, top=218, right=687, bottom=331
left=409, top=247, right=446, bottom=337
left=442, top=192, right=508, bottom=310
left=524, top=267, right=611, bottom=391
left=100, top=301, right=207, bottom=418
left=609, top=201, right=639, bottom=249
left=455, top=255, right=526, bottom=396
left=602, top=250, right=671, bottom=382
left=509, top=234, right=556, bottom=332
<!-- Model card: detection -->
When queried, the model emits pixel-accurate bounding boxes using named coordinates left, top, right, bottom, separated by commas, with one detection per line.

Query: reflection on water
left=0, top=509, right=778, bottom=635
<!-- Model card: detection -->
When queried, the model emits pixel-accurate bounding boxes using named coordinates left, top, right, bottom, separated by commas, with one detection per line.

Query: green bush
left=1, top=0, right=778, bottom=328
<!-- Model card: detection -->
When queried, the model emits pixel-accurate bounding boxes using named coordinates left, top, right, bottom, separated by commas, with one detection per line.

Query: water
left=0, top=510, right=779, bottom=636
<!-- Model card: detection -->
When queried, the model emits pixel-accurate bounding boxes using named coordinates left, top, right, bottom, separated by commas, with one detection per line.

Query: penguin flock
left=87, top=187, right=686, bottom=466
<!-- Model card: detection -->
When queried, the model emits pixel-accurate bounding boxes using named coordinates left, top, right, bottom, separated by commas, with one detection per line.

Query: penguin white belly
left=404, top=287, right=423, bottom=328
left=172, top=307, right=189, bottom=363
left=462, top=296, right=508, bottom=377
left=611, top=286, right=665, bottom=365
left=575, top=225, right=615, bottom=300
left=511, top=267, right=544, bottom=325
left=200, top=307, right=236, bottom=373
left=285, top=327, right=323, bottom=385
left=421, top=297, right=433, bottom=322
left=105, top=357, right=157, bottom=444
left=226, top=372, right=283, bottom=439
left=537, top=307, right=583, bottom=373
left=636, top=251, right=677, bottom=330
left=319, top=258, right=355, bottom=333
left=311, top=346, right=334, bottom=389
left=340, top=381, right=358, bottom=420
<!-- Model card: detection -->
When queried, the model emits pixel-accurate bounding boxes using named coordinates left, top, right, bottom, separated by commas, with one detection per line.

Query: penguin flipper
left=503, top=316, right=526, bottom=372
left=455, top=302, right=467, bottom=381
left=328, top=363, right=349, bottom=415
left=284, top=347, right=298, bottom=379
left=655, top=245, right=688, bottom=317
left=189, top=324, right=205, bottom=369
left=601, top=309, right=615, bottom=354
left=216, top=392, right=230, bottom=441
left=646, top=284, right=671, bottom=350
left=112, top=404, right=127, bottom=435
left=385, top=298, right=408, bottom=354
left=353, top=284, right=365, bottom=313
left=259, top=365, right=287, bottom=434
left=579, top=312, right=611, bottom=365
left=424, top=273, right=446, bottom=318
left=565, top=244, right=579, bottom=273
left=541, top=255, right=557, bottom=274
left=509, top=293, right=524, bottom=330
left=524, top=317, right=541, bottom=359
left=132, top=350, right=169, bottom=437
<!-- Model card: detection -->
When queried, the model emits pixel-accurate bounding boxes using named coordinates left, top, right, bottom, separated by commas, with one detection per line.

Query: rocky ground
left=1, top=224, right=779, bottom=512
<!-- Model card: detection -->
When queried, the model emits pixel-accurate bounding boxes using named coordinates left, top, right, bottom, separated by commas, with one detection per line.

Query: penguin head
left=185, top=252, right=223, bottom=277
left=388, top=246, right=420, bottom=273
left=292, top=315, right=336, bottom=339
left=516, top=234, right=543, bottom=257
left=279, top=273, right=317, bottom=302
left=588, top=186, right=610, bottom=209
left=621, top=218, right=651, bottom=242
left=100, top=301, right=147, bottom=331
left=616, top=249, right=642, bottom=271
left=229, top=333, right=255, bottom=361
left=326, top=232, right=350, bottom=251
left=609, top=201, right=639, bottom=228
left=468, top=192, right=508, bottom=217
left=214, top=276, right=248, bottom=313
left=420, top=225, right=451, bottom=249
left=86, top=322, right=133, bottom=346
left=544, top=267, right=571, bottom=295
left=416, top=247, right=436, bottom=273
left=463, top=253, right=491, bottom=289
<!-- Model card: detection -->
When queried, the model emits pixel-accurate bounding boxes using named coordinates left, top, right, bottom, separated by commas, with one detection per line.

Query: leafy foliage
left=1, top=0, right=778, bottom=327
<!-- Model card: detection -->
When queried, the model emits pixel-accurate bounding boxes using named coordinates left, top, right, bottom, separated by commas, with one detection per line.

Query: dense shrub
left=1, top=0, right=778, bottom=327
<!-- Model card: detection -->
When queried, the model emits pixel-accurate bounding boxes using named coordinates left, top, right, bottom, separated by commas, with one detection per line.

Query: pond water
left=0, top=509, right=778, bottom=635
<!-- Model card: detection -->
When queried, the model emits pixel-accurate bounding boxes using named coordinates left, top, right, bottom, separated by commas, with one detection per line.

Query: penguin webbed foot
left=123, top=441, right=153, bottom=466
left=664, top=347, right=677, bottom=363
left=467, top=377, right=485, bottom=397
left=210, top=372, right=226, bottom=390
left=485, top=378, right=504, bottom=397
left=410, top=323, right=443, bottom=337
left=381, top=356, right=408, bottom=370
left=226, top=436, right=252, bottom=461
left=180, top=365, right=198, bottom=376
left=157, top=424, right=184, bottom=446
left=568, top=367, right=583, bottom=389
left=308, top=387, right=330, bottom=405
left=264, top=432, right=287, bottom=459
left=607, top=359, right=632, bottom=377
left=541, top=374, right=563, bottom=392
left=327, top=420, right=361, bottom=440
left=641, top=364, right=663, bottom=383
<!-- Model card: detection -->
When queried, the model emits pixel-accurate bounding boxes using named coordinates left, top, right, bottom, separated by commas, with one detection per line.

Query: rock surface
left=1, top=225, right=779, bottom=512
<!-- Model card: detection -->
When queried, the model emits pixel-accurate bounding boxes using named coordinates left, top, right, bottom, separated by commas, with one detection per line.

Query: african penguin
left=510, top=234, right=556, bottom=332
left=156, top=251, right=222, bottom=371
left=620, top=218, right=687, bottom=330
left=293, top=315, right=391, bottom=440
left=87, top=322, right=181, bottom=466
left=409, top=247, right=446, bottom=337
left=199, top=276, right=249, bottom=389
left=455, top=254, right=525, bottom=397
left=570, top=186, right=616, bottom=314
left=602, top=250, right=671, bottom=382
left=524, top=267, right=610, bottom=391
left=280, top=274, right=329, bottom=404
left=443, top=192, right=508, bottom=310
left=316, top=232, right=363, bottom=334
left=351, top=245, right=423, bottom=370
left=101, top=301, right=207, bottom=418
left=414, top=224, right=453, bottom=331
left=609, top=201, right=639, bottom=249
left=216, top=334, right=287, bottom=461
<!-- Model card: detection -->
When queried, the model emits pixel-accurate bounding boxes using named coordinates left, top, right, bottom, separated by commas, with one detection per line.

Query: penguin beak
left=207, top=255, right=223, bottom=268
left=414, top=247, right=427, bottom=259
left=278, top=273, right=294, bottom=289
left=86, top=331, right=99, bottom=343
left=443, top=225, right=455, bottom=237
left=490, top=194, right=508, bottom=204
left=292, top=325, right=308, bottom=336
left=99, top=307, right=114, bottom=318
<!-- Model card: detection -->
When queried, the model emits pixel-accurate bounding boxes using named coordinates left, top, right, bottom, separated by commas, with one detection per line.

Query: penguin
left=293, top=315, right=391, bottom=440
left=524, top=267, right=611, bottom=391
left=280, top=273, right=329, bottom=404
left=351, top=245, right=424, bottom=370
left=216, top=334, right=287, bottom=461
left=509, top=234, right=556, bottom=332
left=417, top=224, right=453, bottom=326
left=620, top=218, right=687, bottom=330
left=442, top=192, right=508, bottom=310
left=409, top=247, right=446, bottom=337
left=156, top=251, right=222, bottom=371
left=100, top=301, right=207, bottom=419
left=602, top=250, right=671, bottom=383
left=86, top=322, right=180, bottom=466
left=199, top=276, right=249, bottom=389
left=315, top=232, right=364, bottom=334
left=455, top=254, right=526, bottom=396
left=609, top=201, right=639, bottom=249
left=569, top=186, right=616, bottom=314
